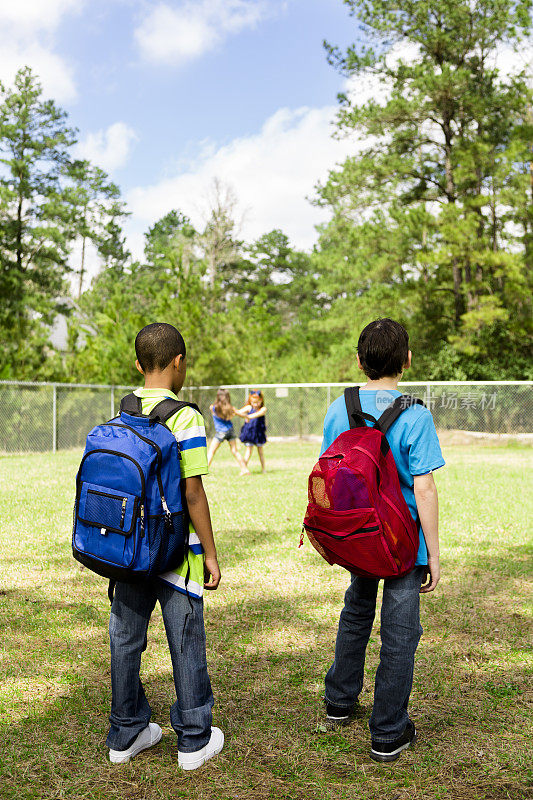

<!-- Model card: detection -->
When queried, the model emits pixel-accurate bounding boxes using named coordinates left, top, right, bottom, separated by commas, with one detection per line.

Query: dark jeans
left=106, top=580, right=214, bottom=753
left=324, top=566, right=425, bottom=741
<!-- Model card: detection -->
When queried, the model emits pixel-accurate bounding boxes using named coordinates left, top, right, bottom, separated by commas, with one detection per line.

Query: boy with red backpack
left=313, top=319, right=444, bottom=762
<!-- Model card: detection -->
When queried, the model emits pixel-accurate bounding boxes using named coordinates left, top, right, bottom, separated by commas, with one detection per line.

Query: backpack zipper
left=120, top=497, right=127, bottom=528
left=303, top=523, right=380, bottom=540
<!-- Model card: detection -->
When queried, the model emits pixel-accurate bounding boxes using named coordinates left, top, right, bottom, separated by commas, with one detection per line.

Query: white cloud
left=135, top=0, right=271, bottom=65
left=75, top=122, right=139, bottom=173
left=125, top=104, right=357, bottom=256
left=492, top=41, right=533, bottom=77
left=125, top=35, right=531, bottom=261
left=0, top=0, right=82, bottom=32
left=0, top=0, right=82, bottom=102
left=68, top=236, right=101, bottom=296
left=344, top=39, right=532, bottom=108
left=0, top=42, right=77, bottom=103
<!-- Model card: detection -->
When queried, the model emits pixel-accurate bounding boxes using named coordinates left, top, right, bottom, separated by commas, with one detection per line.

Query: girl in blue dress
left=208, top=388, right=250, bottom=475
left=237, top=390, right=267, bottom=472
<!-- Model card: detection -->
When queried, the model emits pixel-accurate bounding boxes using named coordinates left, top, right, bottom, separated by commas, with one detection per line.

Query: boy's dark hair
left=357, top=318, right=409, bottom=380
left=135, top=323, right=186, bottom=373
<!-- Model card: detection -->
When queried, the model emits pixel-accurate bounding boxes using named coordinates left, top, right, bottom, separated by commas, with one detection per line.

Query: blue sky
left=0, top=0, right=364, bottom=262
left=1, top=1, right=524, bottom=268
left=63, top=0, right=356, bottom=185
left=0, top=0, right=361, bottom=260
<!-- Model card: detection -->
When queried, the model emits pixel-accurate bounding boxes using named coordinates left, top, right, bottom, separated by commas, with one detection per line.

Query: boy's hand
left=204, top=555, right=221, bottom=590
left=420, top=556, right=440, bottom=593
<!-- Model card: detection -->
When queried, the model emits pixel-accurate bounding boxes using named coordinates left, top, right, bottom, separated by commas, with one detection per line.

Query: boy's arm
left=413, top=472, right=440, bottom=593
left=184, top=475, right=221, bottom=590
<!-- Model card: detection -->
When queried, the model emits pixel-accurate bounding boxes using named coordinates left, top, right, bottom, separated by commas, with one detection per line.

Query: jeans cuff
left=370, top=720, right=410, bottom=742
left=177, top=733, right=211, bottom=753
left=323, top=695, right=356, bottom=709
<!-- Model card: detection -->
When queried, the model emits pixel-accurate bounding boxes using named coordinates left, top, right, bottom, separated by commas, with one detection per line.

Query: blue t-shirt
left=211, top=409, right=234, bottom=434
left=320, top=389, right=445, bottom=566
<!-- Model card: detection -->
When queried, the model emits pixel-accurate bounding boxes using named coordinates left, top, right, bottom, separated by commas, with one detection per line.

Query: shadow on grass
left=214, top=526, right=308, bottom=568
left=0, top=543, right=531, bottom=800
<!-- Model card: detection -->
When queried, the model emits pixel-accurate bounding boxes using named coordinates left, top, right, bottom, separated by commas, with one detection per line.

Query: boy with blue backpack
left=73, top=323, right=223, bottom=769
left=309, top=318, right=444, bottom=762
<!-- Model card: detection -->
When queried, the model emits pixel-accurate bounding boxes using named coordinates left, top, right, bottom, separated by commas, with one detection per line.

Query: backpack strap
left=375, top=394, right=425, bottom=435
left=149, top=398, right=201, bottom=425
left=119, top=392, right=143, bottom=416
left=344, top=387, right=377, bottom=429
left=119, top=394, right=201, bottom=426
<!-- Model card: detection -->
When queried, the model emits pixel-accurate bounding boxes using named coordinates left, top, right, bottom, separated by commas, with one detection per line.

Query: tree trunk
left=527, top=102, right=533, bottom=270
left=443, top=120, right=463, bottom=325
left=464, top=262, right=474, bottom=309
left=16, top=193, right=23, bottom=273
left=78, top=235, right=86, bottom=299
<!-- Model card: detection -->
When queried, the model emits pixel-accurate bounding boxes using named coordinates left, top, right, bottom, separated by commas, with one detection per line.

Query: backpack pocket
left=303, top=505, right=399, bottom=577
left=73, top=481, right=141, bottom=574
left=146, top=512, right=188, bottom=576
left=305, top=505, right=377, bottom=536
left=77, top=482, right=138, bottom=535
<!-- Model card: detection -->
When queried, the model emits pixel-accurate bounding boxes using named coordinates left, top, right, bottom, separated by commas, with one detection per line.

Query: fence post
left=110, top=386, right=115, bottom=418
left=244, top=384, right=249, bottom=403
left=52, top=384, right=57, bottom=453
left=426, top=383, right=431, bottom=409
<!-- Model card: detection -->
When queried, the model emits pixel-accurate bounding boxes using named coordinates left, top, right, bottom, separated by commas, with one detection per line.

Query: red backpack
left=302, top=387, right=424, bottom=579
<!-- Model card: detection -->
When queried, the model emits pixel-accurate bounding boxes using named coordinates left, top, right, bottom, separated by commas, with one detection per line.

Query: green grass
left=0, top=442, right=532, bottom=800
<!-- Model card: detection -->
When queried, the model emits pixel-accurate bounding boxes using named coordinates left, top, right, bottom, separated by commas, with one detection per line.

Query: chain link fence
left=0, top=380, right=531, bottom=454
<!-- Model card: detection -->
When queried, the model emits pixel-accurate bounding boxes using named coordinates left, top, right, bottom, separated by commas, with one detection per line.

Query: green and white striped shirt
left=134, top=387, right=208, bottom=598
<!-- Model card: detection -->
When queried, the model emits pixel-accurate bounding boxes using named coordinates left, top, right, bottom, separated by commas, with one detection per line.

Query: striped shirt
left=133, top=387, right=208, bottom=598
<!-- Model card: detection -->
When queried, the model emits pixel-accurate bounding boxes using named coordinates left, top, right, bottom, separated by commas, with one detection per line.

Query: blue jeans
left=324, top=567, right=425, bottom=741
left=106, top=580, right=214, bottom=752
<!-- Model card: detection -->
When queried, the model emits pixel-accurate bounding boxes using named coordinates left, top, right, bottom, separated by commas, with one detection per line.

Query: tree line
left=1, top=0, right=531, bottom=386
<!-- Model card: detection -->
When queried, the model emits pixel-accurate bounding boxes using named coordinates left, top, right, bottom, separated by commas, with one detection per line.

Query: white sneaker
left=109, top=722, right=162, bottom=764
left=177, top=726, right=224, bottom=771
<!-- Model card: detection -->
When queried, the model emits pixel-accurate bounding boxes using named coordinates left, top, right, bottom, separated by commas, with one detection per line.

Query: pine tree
left=0, top=67, right=131, bottom=379
left=0, top=67, right=77, bottom=377
left=66, top=159, right=130, bottom=297
left=317, top=0, right=532, bottom=378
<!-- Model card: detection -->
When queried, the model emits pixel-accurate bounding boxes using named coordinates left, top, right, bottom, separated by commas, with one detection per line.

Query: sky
left=0, top=0, right=363, bottom=263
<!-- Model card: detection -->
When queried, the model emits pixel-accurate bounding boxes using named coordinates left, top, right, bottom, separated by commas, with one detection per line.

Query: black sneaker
left=325, top=701, right=363, bottom=727
left=370, top=721, right=416, bottom=762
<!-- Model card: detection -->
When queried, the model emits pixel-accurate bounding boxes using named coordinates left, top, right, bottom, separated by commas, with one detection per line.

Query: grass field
left=0, top=442, right=532, bottom=800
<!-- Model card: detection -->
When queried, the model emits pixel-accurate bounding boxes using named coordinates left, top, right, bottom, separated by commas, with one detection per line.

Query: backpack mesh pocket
left=85, top=491, right=124, bottom=529
left=147, top=512, right=188, bottom=575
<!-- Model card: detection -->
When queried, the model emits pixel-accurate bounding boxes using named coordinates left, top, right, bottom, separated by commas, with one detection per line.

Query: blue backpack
left=72, top=393, right=200, bottom=585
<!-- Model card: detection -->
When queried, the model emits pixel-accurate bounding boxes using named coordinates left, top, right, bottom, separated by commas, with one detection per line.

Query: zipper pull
left=140, top=504, right=145, bottom=536
left=120, top=498, right=127, bottom=528
left=161, top=496, right=172, bottom=531
left=299, top=527, right=305, bottom=548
